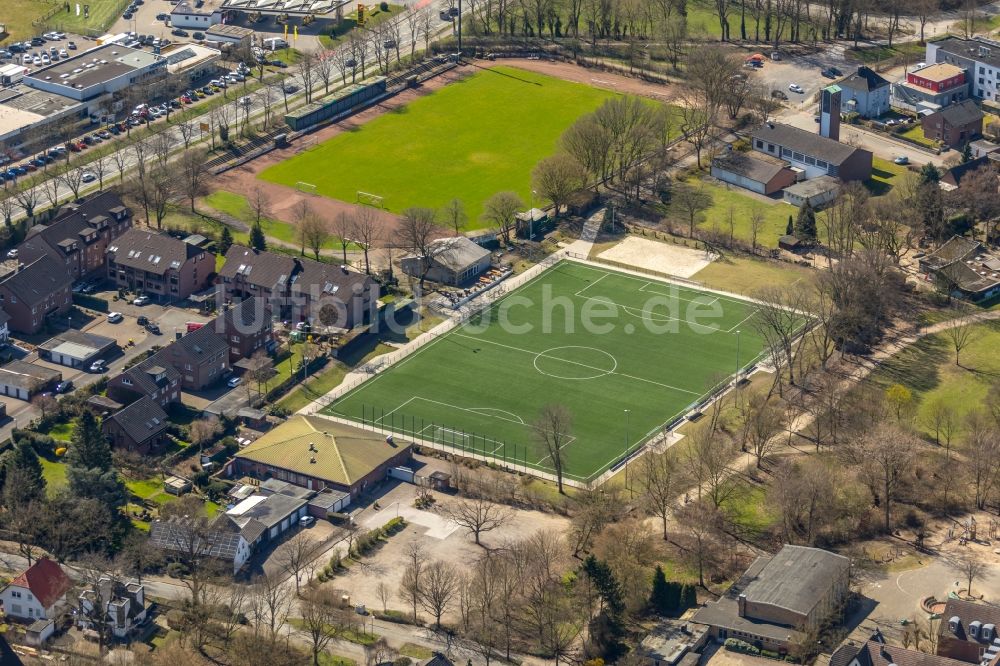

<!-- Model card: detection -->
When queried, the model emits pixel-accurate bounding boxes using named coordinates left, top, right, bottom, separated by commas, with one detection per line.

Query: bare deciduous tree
left=482, top=191, right=524, bottom=245
left=420, top=560, right=460, bottom=629
left=534, top=403, right=573, bottom=494
left=444, top=498, right=513, bottom=546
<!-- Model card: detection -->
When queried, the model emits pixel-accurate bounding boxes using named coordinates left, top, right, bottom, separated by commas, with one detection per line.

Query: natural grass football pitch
left=259, top=66, right=618, bottom=224
left=324, top=261, right=771, bottom=483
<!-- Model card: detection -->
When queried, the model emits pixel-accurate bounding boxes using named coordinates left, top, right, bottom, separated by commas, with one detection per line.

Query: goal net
left=296, top=181, right=318, bottom=195
left=356, top=191, right=385, bottom=209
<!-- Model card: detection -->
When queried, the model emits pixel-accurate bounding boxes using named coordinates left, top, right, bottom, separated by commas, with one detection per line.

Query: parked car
left=81, top=171, right=96, bottom=183
left=893, top=155, right=910, bottom=165
left=67, top=41, right=77, bottom=49
left=89, top=359, right=107, bottom=373
left=299, top=516, right=315, bottom=527
left=788, top=83, right=804, bottom=93
left=133, top=295, right=150, bottom=306
left=156, top=12, right=168, bottom=20
left=107, top=312, right=124, bottom=323
left=172, top=28, right=189, bottom=37
left=146, top=323, right=161, bottom=335
left=193, top=32, right=205, bottom=40
left=227, top=376, right=242, bottom=388
left=55, top=380, right=73, bottom=394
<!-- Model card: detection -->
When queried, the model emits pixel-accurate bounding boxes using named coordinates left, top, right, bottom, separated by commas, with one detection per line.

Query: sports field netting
left=324, top=261, right=776, bottom=483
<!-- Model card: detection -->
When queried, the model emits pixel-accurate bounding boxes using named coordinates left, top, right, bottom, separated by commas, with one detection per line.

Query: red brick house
left=922, top=100, right=984, bottom=148
left=102, top=396, right=169, bottom=455
left=160, top=325, right=230, bottom=391
left=107, top=354, right=181, bottom=408
left=18, top=191, right=132, bottom=281
left=213, top=296, right=274, bottom=363
left=107, top=230, right=214, bottom=302
left=936, top=598, right=1000, bottom=663
left=0, top=256, right=73, bottom=334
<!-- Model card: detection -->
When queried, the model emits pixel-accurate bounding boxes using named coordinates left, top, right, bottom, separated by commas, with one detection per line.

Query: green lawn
left=897, top=124, right=937, bottom=148
left=869, top=320, right=1000, bottom=440
left=690, top=179, right=791, bottom=246
left=49, top=422, right=74, bottom=442
left=260, top=66, right=619, bottom=224
left=318, top=4, right=404, bottom=49
left=0, top=1, right=51, bottom=41
left=847, top=41, right=926, bottom=65
left=40, top=457, right=67, bottom=493
left=324, top=260, right=772, bottom=482
left=278, top=361, right=349, bottom=413
left=44, top=0, right=126, bottom=35
left=692, top=256, right=813, bottom=296
left=201, top=190, right=350, bottom=251
left=867, top=156, right=909, bottom=196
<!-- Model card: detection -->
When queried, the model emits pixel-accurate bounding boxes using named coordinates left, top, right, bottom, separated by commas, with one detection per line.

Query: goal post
left=296, top=181, right=318, bottom=195
left=356, top=191, right=385, bottom=209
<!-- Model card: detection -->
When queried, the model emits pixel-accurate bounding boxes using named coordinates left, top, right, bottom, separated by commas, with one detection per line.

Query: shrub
left=55, top=447, right=66, bottom=456
left=762, top=650, right=780, bottom=659
left=379, top=1, right=389, bottom=9
left=392, top=659, right=412, bottom=666
left=383, top=517, right=406, bottom=534
left=165, top=609, right=186, bottom=630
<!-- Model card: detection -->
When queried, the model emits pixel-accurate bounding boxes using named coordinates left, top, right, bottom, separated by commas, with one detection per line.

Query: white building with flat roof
left=24, top=44, right=165, bottom=102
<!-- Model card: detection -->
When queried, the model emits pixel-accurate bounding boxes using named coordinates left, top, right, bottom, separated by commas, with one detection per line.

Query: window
left=231, top=335, right=240, bottom=342
left=11, top=591, right=21, bottom=599
left=755, top=139, right=763, bottom=149
left=185, top=364, right=192, bottom=371
left=122, top=377, right=132, bottom=386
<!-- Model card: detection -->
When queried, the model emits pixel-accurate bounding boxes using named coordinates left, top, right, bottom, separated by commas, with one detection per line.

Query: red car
left=67, top=142, right=80, bottom=152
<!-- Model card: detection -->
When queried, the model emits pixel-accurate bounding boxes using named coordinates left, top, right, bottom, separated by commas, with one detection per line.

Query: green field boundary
left=317, top=253, right=782, bottom=486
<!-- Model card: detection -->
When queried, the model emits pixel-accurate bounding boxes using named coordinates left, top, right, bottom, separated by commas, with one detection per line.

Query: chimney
left=738, top=593, right=747, bottom=618
left=820, top=85, right=842, bottom=141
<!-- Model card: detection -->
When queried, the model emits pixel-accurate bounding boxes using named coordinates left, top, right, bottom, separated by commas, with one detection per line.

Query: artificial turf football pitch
left=323, top=261, right=771, bottom=484
left=258, top=66, right=618, bottom=223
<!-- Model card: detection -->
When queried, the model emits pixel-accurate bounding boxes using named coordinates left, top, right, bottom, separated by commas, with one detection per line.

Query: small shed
left=427, top=470, right=452, bottom=491
left=38, top=330, right=116, bottom=369
left=164, top=476, right=192, bottom=495
left=782, top=175, right=841, bottom=209
left=307, top=488, right=351, bottom=517
left=237, top=407, right=269, bottom=430
left=778, top=235, right=802, bottom=252
left=24, top=618, right=55, bottom=646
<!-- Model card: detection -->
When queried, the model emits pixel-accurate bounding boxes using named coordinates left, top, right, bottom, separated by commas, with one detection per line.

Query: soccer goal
left=356, top=191, right=385, bottom=209
left=296, top=181, right=318, bottom=195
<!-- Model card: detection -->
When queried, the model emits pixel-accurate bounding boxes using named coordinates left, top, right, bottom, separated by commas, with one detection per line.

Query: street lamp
left=735, top=329, right=741, bottom=386
left=529, top=189, right=538, bottom=240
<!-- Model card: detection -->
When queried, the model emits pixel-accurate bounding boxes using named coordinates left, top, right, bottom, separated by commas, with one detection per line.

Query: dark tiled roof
left=849, top=631, right=972, bottom=666
left=752, top=122, right=861, bottom=165
left=119, top=353, right=181, bottom=397
left=217, top=295, right=271, bottom=336
left=291, top=256, right=372, bottom=300
left=931, top=99, right=984, bottom=127
left=108, top=229, right=205, bottom=276
left=238, top=518, right=267, bottom=544
left=169, top=324, right=229, bottom=360
left=105, top=396, right=168, bottom=445
left=0, top=256, right=71, bottom=307
left=0, top=634, right=24, bottom=665
left=922, top=235, right=981, bottom=270
left=713, top=151, right=790, bottom=184
left=939, top=597, right=1000, bottom=645
left=20, top=191, right=129, bottom=265
left=9, top=558, right=72, bottom=609
left=830, top=642, right=863, bottom=666
left=219, top=245, right=296, bottom=290
left=942, top=156, right=990, bottom=187
left=839, top=66, right=890, bottom=92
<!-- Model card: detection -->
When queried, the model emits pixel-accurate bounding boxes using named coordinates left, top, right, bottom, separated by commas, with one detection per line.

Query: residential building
left=939, top=155, right=999, bottom=191
left=936, top=598, right=1000, bottom=663
left=228, top=414, right=413, bottom=498
left=0, top=558, right=72, bottom=621
left=0, top=256, right=73, bottom=334
left=213, top=296, right=274, bottom=362
left=692, top=545, right=850, bottom=651
left=18, top=191, right=132, bottom=281
left=102, top=396, right=170, bottom=455
left=922, top=99, right=984, bottom=148
left=640, top=620, right=709, bottom=666
left=24, top=44, right=165, bottom=106
left=751, top=122, right=873, bottom=181
left=892, top=63, right=970, bottom=113
left=833, top=631, right=973, bottom=666
left=783, top=175, right=842, bottom=208
left=107, top=354, right=181, bottom=408
left=918, top=235, right=1000, bottom=302
left=77, top=578, right=147, bottom=640
left=149, top=514, right=252, bottom=575
left=160, top=324, right=230, bottom=391
left=37, top=330, right=116, bottom=369
left=838, top=66, right=891, bottom=118
left=400, top=236, right=493, bottom=286
left=219, top=245, right=376, bottom=328
left=0, top=360, right=61, bottom=400
left=107, top=229, right=214, bottom=302
left=927, top=36, right=1000, bottom=102
left=710, top=150, right=798, bottom=195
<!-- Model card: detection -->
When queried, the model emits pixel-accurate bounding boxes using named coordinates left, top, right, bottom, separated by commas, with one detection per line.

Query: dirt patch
left=493, top=58, right=677, bottom=100
left=597, top=236, right=717, bottom=278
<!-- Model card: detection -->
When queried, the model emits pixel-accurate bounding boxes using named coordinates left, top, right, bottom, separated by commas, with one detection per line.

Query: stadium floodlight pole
left=735, top=329, right=741, bottom=385
left=623, top=408, right=631, bottom=499
left=458, top=0, right=463, bottom=60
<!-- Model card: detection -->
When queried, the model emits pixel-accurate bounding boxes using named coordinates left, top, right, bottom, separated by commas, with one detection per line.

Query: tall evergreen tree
left=249, top=221, right=267, bottom=251
left=218, top=225, right=234, bottom=255
left=3, top=440, right=45, bottom=506
left=680, top=584, right=698, bottom=610
left=651, top=565, right=671, bottom=614
left=794, top=202, right=817, bottom=241
left=785, top=214, right=793, bottom=236
left=666, top=581, right=682, bottom=613
left=962, top=142, right=973, bottom=164
left=66, top=412, right=125, bottom=511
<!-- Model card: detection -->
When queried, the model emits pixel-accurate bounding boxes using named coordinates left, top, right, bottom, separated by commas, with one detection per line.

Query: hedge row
left=72, top=293, right=109, bottom=312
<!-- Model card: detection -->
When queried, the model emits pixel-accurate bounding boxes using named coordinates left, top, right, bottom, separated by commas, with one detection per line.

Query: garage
left=38, top=330, right=117, bottom=369
left=0, top=361, right=61, bottom=401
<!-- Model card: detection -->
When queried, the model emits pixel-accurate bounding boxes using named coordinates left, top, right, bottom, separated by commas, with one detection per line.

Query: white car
left=299, top=516, right=315, bottom=527
left=132, top=294, right=150, bottom=305
left=107, top=312, right=124, bottom=323
left=40, top=54, right=49, bottom=64
left=893, top=155, right=910, bottom=165
left=81, top=171, right=96, bottom=183
left=788, top=83, right=804, bottom=93
left=227, top=376, right=242, bottom=388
